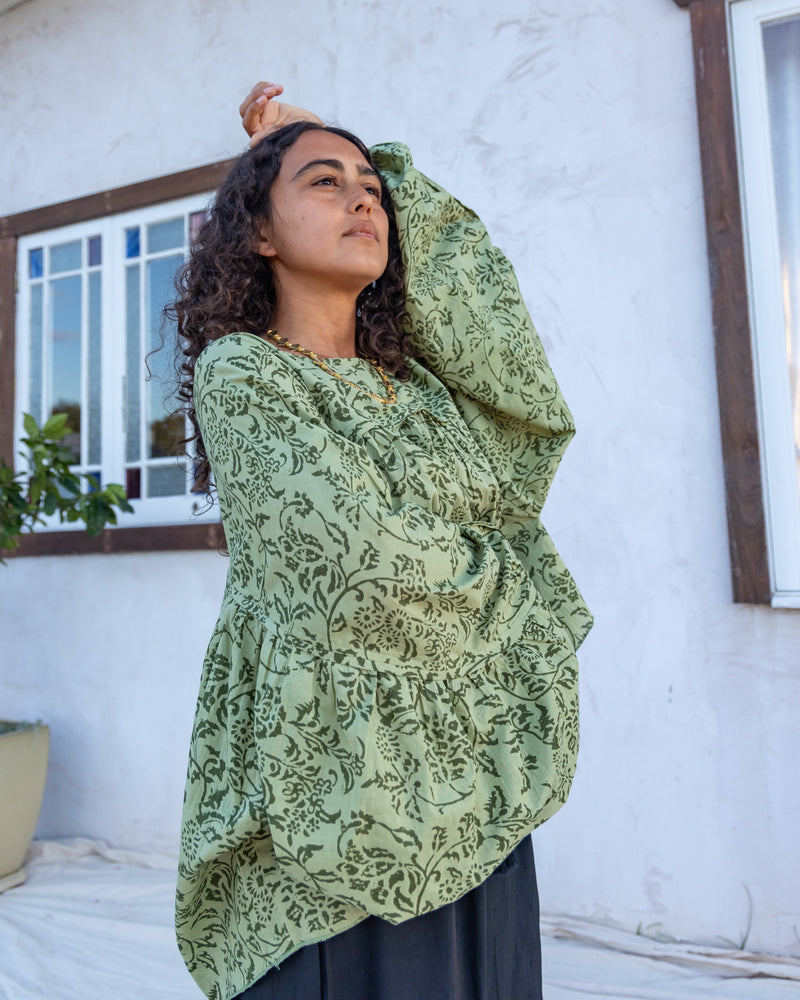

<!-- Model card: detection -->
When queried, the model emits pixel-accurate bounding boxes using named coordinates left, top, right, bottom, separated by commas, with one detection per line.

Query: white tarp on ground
left=0, top=840, right=798, bottom=1000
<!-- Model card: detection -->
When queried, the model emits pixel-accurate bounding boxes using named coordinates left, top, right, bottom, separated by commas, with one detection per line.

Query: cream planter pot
left=0, top=722, right=49, bottom=892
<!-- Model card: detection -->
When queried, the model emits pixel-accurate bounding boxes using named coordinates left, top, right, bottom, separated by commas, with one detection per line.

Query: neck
left=269, top=282, right=360, bottom=358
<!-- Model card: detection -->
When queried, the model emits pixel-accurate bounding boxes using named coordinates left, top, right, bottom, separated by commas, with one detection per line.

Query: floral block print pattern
left=176, top=144, right=592, bottom=1000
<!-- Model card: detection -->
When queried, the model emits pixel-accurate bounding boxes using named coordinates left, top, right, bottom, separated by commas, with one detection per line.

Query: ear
left=254, top=223, right=277, bottom=259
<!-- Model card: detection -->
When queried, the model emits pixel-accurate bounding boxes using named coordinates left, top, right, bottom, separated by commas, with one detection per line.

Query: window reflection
left=146, top=255, right=183, bottom=464
left=49, top=240, right=81, bottom=274
left=763, top=16, right=800, bottom=495
left=49, top=275, right=82, bottom=464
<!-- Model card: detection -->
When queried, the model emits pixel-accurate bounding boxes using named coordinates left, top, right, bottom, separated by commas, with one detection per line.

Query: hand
left=239, top=81, right=323, bottom=147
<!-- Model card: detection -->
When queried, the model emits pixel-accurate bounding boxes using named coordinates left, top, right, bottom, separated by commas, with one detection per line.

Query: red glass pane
left=125, top=467, right=141, bottom=500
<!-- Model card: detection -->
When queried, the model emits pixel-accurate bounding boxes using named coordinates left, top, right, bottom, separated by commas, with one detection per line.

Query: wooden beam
left=6, top=521, right=226, bottom=558
left=688, top=0, right=771, bottom=603
left=0, top=158, right=237, bottom=239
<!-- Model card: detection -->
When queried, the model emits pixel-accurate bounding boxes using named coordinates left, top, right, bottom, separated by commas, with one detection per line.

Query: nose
left=348, top=182, right=377, bottom=214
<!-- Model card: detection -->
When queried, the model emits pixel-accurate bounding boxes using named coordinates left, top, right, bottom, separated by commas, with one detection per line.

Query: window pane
left=189, top=211, right=208, bottom=237
left=49, top=239, right=81, bottom=274
left=126, top=467, right=141, bottom=500
left=29, top=284, right=43, bottom=424
left=88, top=235, right=102, bottom=267
left=147, top=217, right=184, bottom=253
left=126, top=264, right=141, bottom=462
left=125, top=227, right=140, bottom=259
left=148, top=462, right=187, bottom=497
left=49, top=275, right=82, bottom=464
left=88, top=271, right=102, bottom=466
left=29, top=248, right=43, bottom=279
left=146, top=255, right=182, bottom=462
left=763, top=17, right=800, bottom=498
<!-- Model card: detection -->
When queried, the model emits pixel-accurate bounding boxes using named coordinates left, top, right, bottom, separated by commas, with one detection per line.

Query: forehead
left=279, top=130, right=372, bottom=176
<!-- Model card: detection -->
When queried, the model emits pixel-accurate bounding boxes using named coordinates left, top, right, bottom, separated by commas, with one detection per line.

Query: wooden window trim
left=0, top=159, right=235, bottom=558
left=673, top=0, right=771, bottom=603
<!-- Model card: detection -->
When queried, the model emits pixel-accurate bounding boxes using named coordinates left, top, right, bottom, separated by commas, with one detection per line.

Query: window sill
left=770, top=592, right=800, bottom=610
left=5, top=521, right=225, bottom=558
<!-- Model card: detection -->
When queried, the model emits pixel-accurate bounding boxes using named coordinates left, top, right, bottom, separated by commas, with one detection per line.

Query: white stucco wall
left=1, top=0, right=798, bottom=958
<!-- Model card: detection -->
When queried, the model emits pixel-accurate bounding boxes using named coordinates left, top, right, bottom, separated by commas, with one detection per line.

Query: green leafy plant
left=0, top=412, right=133, bottom=558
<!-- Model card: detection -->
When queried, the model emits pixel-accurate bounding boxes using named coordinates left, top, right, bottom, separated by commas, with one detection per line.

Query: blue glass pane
left=88, top=235, right=102, bottom=267
left=126, top=264, right=141, bottom=462
left=49, top=275, right=82, bottom=464
left=146, top=255, right=183, bottom=459
left=49, top=240, right=81, bottom=274
left=88, top=272, right=102, bottom=466
left=125, top=227, right=140, bottom=259
left=29, top=248, right=43, bottom=279
left=29, top=284, right=43, bottom=422
left=147, top=217, right=184, bottom=253
left=85, top=471, right=102, bottom=492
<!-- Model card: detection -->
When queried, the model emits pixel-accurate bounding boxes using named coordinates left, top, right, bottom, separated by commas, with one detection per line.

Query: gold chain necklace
left=263, top=329, right=397, bottom=405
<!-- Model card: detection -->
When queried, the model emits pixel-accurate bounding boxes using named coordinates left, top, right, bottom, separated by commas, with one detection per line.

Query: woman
left=174, top=82, right=592, bottom=1000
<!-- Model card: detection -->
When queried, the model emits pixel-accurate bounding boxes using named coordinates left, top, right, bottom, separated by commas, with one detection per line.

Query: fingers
left=238, top=81, right=283, bottom=119
left=248, top=128, right=271, bottom=149
left=241, top=98, right=267, bottom=136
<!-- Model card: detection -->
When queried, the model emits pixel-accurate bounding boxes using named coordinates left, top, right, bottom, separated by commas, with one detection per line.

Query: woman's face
left=256, top=130, right=389, bottom=295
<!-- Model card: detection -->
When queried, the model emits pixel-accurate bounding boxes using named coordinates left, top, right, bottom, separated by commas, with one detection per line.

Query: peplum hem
left=178, top=590, right=577, bottom=990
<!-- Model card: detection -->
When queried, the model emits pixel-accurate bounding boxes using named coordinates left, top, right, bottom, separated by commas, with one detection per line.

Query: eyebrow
left=290, top=158, right=381, bottom=183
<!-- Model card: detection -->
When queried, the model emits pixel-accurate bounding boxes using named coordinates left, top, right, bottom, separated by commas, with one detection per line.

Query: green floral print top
left=175, top=143, right=592, bottom=1000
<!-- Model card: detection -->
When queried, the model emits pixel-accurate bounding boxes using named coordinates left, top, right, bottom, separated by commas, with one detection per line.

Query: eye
left=312, top=175, right=337, bottom=187
left=365, top=184, right=381, bottom=197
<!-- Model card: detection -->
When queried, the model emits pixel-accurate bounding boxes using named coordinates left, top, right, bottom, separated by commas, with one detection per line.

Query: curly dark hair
left=169, top=120, right=410, bottom=494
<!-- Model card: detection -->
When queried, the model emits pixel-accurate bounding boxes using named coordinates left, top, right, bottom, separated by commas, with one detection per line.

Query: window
left=730, top=0, right=800, bottom=605
left=0, top=159, right=234, bottom=555
left=674, top=0, right=800, bottom=605
left=16, top=198, right=214, bottom=527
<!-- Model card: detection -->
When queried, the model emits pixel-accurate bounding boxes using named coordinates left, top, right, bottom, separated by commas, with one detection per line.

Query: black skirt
left=236, top=837, right=542, bottom=1000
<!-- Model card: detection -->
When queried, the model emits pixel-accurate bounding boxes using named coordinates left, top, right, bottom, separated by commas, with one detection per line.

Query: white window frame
left=14, top=193, right=219, bottom=530
left=730, top=0, right=800, bottom=606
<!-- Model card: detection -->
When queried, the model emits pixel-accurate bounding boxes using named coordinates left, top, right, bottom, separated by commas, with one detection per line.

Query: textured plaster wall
left=1, top=0, right=798, bottom=956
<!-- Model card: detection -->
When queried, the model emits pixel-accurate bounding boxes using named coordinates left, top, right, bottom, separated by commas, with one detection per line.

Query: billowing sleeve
left=373, top=143, right=593, bottom=650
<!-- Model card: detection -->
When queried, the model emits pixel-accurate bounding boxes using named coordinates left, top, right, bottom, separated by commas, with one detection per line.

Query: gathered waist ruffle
left=223, top=580, right=572, bottom=682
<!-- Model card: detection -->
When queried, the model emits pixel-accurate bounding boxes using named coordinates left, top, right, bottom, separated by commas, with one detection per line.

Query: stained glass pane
left=88, top=235, right=102, bottom=267
left=88, top=272, right=102, bottom=466
left=49, top=275, right=82, bottom=464
left=49, top=240, right=81, bottom=274
left=126, top=264, right=141, bottom=462
left=29, top=248, right=43, bottom=279
left=29, top=284, right=43, bottom=423
left=147, top=218, right=184, bottom=253
left=148, top=462, right=186, bottom=497
left=126, top=467, right=141, bottom=500
left=146, top=255, right=182, bottom=461
left=189, top=211, right=208, bottom=237
left=126, top=227, right=140, bottom=259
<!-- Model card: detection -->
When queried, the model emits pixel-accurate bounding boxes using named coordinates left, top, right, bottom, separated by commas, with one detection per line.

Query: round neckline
left=252, top=332, right=368, bottom=364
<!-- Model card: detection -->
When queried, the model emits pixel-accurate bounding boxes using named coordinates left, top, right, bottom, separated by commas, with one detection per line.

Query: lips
left=343, top=221, right=378, bottom=240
